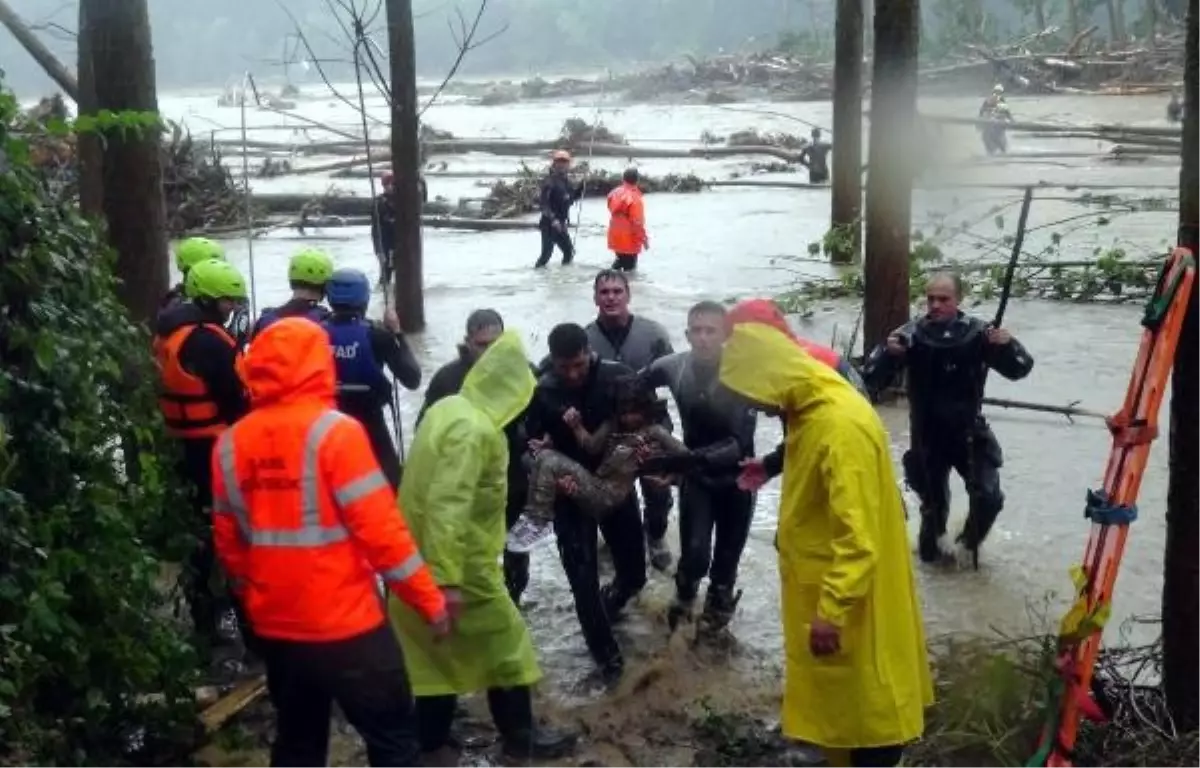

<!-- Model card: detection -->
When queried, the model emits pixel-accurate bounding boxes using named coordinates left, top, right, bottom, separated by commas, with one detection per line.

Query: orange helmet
left=551, top=149, right=572, bottom=162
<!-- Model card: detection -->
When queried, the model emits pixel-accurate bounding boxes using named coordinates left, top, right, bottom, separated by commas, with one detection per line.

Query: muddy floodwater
left=166, top=85, right=1181, bottom=763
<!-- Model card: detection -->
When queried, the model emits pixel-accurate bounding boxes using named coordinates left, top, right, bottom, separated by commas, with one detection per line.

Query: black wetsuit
left=250, top=298, right=331, bottom=340
left=371, top=193, right=397, bottom=286
left=861, top=312, right=1034, bottom=561
left=419, top=347, right=540, bottom=604
left=642, top=352, right=756, bottom=624
left=800, top=140, right=831, bottom=184
left=534, top=172, right=581, bottom=267
left=524, top=356, right=645, bottom=676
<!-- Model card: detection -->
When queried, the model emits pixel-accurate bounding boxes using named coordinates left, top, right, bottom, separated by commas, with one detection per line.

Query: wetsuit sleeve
left=370, top=325, right=421, bottom=390
left=323, top=418, right=447, bottom=622
left=859, top=321, right=914, bottom=397
left=762, top=441, right=786, bottom=478
left=984, top=334, right=1035, bottom=381
left=814, top=424, right=879, bottom=628
left=180, top=327, right=248, bottom=424
left=651, top=325, right=675, bottom=360
left=538, top=180, right=556, bottom=220
left=417, top=365, right=456, bottom=427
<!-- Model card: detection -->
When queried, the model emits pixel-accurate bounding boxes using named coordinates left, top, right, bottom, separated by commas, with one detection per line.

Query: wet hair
left=465, top=308, right=504, bottom=335
left=688, top=300, right=726, bottom=321
left=811, top=127, right=821, bottom=139
left=548, top=322, right=590, bottom=359
left=593, top=269, right=630, bottom=292
left=927, top=271, right=965, bottom=299
left=622, top=167, right=639, bottom=184
left=611, top=374, right=665, bottom=419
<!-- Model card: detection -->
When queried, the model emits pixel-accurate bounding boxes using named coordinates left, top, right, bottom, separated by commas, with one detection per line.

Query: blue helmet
left=326, top=268, right=371, bottom=310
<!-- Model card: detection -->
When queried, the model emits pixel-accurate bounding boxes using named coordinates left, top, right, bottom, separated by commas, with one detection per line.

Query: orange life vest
left=153, top=323, right=236, bottom=439
left=607, top=183, right=647, bottom=254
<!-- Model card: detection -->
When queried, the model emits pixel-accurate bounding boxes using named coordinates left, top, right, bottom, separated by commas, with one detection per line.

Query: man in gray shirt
left=584, top=269, right=676, bottom=571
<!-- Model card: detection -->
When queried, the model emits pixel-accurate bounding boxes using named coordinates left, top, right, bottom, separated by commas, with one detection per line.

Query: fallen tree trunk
left=0, top=0, right=80, bottom=101
left=706, top=179, right=1178, bottom=190
left=919, top=112, right=1182, bottom=138
left=250, top=192, right=459, bottom=217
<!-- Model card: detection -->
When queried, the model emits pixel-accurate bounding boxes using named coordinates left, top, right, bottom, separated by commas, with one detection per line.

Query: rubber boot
left=489, top=687, right=578, bottom=761
left=667, top=595, right=694, bottom=631
left=699, top=584, right=742, bottom=634
left=917, top=506, right=946, bottom=564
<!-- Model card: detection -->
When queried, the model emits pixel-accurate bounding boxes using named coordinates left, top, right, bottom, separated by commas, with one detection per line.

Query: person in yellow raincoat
left=388, top=329, right=576, bottom=762
left=719, top=318, right=934, bottom=768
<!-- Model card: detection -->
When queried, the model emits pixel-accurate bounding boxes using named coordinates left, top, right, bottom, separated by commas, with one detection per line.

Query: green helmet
left=185, top=258, right=248, bottom=301
left=175, top=237, right=226, bottom=273
left=288, top=248, right=335, bottom=286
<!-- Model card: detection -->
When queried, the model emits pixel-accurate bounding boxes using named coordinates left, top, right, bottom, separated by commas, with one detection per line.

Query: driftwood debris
left=198, top=675, right=268, bottom=734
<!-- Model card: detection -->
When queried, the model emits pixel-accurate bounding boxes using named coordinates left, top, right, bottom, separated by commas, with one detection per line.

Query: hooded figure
left=719, top=319, right=932, bottom=765
left=388, top=329, right=575, bottom=760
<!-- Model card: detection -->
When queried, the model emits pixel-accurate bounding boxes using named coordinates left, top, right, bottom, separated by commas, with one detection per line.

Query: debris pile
left=483, top=162, right=703, bottom=218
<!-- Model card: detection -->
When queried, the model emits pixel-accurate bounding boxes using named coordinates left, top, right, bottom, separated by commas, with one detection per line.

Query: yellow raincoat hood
left=459, top=330, right=536, bottom=430
left=719, top=317, right=933, bottom=751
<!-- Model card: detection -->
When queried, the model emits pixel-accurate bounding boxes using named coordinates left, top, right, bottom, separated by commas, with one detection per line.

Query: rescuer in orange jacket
left=607, top=167, right=649, bottom=271
left=153, top=258, right=250, bottom=651
left=211, top=316, right=451, bottom=767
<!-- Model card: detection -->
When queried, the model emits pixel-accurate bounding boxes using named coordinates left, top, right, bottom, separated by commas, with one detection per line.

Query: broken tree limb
left=0, top=0, right=79, bottom=100
left=981, top=396, right=1107, bottom=421
left=198, top=675, right=268, bottom=734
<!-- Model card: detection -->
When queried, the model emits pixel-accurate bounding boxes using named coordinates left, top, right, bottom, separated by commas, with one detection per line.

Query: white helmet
left=993, top=83, right=1005, bottom=93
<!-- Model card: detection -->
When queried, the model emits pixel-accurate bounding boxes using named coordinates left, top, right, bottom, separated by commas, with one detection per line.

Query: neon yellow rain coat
left=719, top=321, right=934, bottom=750
left=388, top=330, right=541, bottom=695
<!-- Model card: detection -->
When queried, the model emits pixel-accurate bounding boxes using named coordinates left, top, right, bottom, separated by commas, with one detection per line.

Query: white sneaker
left=506, top=515, right=553, bottom=554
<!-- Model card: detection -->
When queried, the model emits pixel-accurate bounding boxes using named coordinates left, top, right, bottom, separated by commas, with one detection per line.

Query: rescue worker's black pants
left=809, top=169, right=829, bottom=184
left=850, top=745, right=905, bottom=766
left=504, top=486, right=530, bottom=604
left=904, top=419, right=1005, bottom=560
left=415, top=686, right=534, bottom=752
left=179, top=437, right=222, bottom=646
left=261, top=624, right=420, bottom=767
left=358, top=410, right=402, bottom=490
left=611, top=253, right=638, bottom=271
left=639, top=477, right=674, bottom=543
left=535, top=222, right=574, bottom=267
left=675, top=481, right=754, bottom=601
left=554, top=493, right=647, bottom=667
left=377, top=247, right=394, bottom=287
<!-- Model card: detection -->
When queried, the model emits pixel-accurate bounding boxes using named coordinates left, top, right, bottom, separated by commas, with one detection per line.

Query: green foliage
left=0, top=79, right=198, bottom=763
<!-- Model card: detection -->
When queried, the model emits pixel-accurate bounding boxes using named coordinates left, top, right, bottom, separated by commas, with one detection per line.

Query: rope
left=238, top=71, right=260, bottom=318
left=571, top=68, right=611, bottom=251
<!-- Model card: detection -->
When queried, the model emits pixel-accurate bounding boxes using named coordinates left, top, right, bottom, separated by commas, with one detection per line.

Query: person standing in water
left=799, top=128, right=832, bottom=185
left=640, top=301, right=757, bottom=634
left=719, top=314, right=933, bottom=768
left=533, top=150, right=583, bottom=268
left=606, top=167, right=649, bottom=271
left=585, top=269, right=677, bottom=571
left=861, top=272, right=1033, bottom=564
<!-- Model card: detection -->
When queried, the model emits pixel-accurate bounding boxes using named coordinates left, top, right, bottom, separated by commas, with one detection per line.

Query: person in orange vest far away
left=153, top=257, right=250, bottom=655
left=211, top=317, right=452, bottom=767
left=607, top=166, right=648, bottom=271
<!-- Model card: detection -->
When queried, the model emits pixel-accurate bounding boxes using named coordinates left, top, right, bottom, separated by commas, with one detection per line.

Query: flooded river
left=165, top=86, right=1180, bottom=761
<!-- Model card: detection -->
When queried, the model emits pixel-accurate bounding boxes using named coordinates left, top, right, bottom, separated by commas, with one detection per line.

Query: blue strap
left=1084, top=488, right=1137, bottom=525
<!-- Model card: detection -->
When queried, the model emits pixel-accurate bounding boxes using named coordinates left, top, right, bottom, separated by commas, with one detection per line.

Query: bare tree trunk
left=1105, top=0, right=1128, bottom=43
left=1147, top=0, right=1158, bottom=47
left=0, top=0, right=79, bottom=100
left=82, top=0, right=169, bottom=328
left=76, top=0, right=104, bottom=219
left=387, top=0, right=426, bottom=333
left=862, top=0, right=919, bottom=353
left=1034, top=0, right=1048, bottom=31
left=1067, top=0, right=1082, bottom=38
left=831, top=0, right=864, bottom=264
left=1162, top=0, right=1199, bottom=734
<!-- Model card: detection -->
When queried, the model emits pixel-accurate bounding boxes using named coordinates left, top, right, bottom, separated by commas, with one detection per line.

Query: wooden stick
left=198, top=675, right=268, bottom=734
left=981, top=396, right=1107, bottom=420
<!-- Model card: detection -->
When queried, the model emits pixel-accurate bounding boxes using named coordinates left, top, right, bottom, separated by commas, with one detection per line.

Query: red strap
left=1105, top=409, right=1158, bottom=447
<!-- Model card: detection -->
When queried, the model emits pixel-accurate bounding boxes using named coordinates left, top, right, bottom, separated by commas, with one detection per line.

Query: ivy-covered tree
left=0, top=79, right=198, bottom=763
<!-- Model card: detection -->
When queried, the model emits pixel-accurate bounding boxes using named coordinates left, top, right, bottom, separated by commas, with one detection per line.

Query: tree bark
left=387, top=0, right=426, bottom=333
left=831, top=0, right=864, bottom=264
left=862, top=0, right=920, bottom=353
left=76, top=0, right=104, bottom=219
left=82, top=0, right=169, bottom=328
left=1162, top=0, right=1198, bottom=734
left=0, top=0, right=79, bottom=100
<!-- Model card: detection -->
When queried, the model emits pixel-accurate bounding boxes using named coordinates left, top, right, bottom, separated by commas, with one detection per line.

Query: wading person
left=153, top=258, right=250, bottom=652
left=372, top=172, right=397, bottom=288
left=252, top=248, right=335, bottom=337
left=641, top=301, right=757, bottom=634
left=322, top=268, right=422, bottom=490
left=525, top=323, right=647, bottom=681
left=211, top=317, right=451, bottom=767
left=861, top=272, right=1034, bottom=564
left=419, top=309, right=538, bottom=605
left=799, top=128, right=832, bottom=185
left=585, top=269, right=677, bottom=571
left=533, top=150, right=582, bottom=268
left=719, top=315, right=933, bottom=768
left=607, top=167, right=648, bottom=271
left=390, top=330, right=577, bottom=761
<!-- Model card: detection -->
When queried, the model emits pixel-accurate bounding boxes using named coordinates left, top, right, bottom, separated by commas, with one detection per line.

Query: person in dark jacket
left=585, top=269, right=677, bottom=571
left=640, top=301, right=757, bottom=635
left=418, top=308, right=539, bottom=605
left=153, top=258, right=250, bottom=651
left=371, top=172, right=398, bottom=288
left=798, top=128, right=832, bottom=184
left=861, top=272, right=1034, bottom=564
left=252, top=248, right=335, bottom=339
left=533, top=150, right=583, bottom=268
left=524, top=323, right=646, bottom=682
left=322, top=268, right=421, bottom=490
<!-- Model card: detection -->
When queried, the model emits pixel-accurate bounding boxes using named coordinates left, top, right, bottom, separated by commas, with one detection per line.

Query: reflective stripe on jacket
left=154, top=322, right=235, bottom=438
left=212, top=317, right=446, bottom=642
left=606, top=183, right=646, bottom=254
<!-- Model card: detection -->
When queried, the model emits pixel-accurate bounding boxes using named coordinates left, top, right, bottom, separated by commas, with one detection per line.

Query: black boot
left=699, top=584, right=742, bottom=633
left=488, top=687, right=578, bottom=761
left=917, top=506, right=946, bottom=564
left=667, top=595, right=694, bottom=631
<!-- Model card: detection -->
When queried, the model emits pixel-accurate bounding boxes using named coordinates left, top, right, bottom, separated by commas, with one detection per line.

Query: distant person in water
left=799, top=128, right=831, bottom=185
left=534, top=150, right=584, bottom=269
left=606, top=167, right=649, bottom=271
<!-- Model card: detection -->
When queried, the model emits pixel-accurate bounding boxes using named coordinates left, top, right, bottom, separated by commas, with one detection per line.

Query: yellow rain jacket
left=719, top=321, right=933, bottom=749
left=388, top=330, right=541, bottom=695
